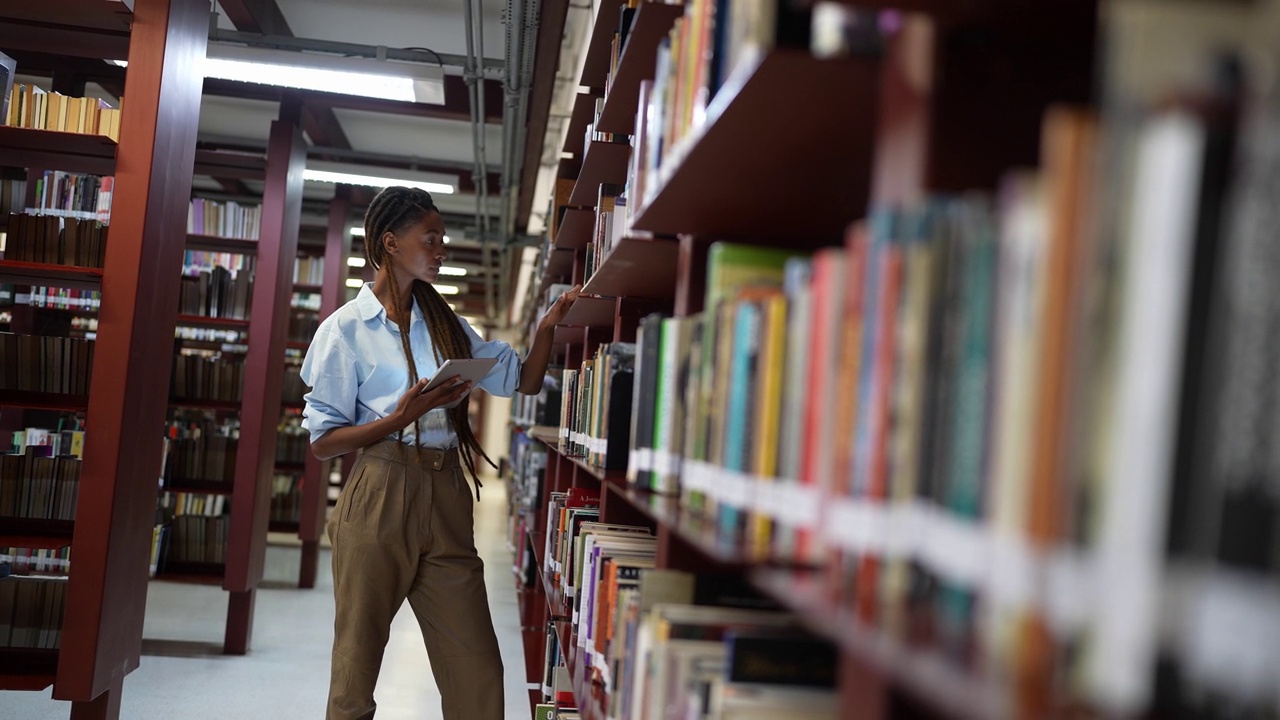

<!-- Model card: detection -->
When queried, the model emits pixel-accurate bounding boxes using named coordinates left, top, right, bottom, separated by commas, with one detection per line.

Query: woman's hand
left=393, top=375, right=472, bottom=425
left=538, top=284, right=583, bottom=333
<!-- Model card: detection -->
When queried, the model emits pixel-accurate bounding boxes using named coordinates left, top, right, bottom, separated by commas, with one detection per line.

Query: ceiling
left=6, top=0, right=583, bottom=321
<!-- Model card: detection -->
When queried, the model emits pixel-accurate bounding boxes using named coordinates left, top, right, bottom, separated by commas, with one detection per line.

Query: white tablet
left=419, top=358, right=499, bottom=408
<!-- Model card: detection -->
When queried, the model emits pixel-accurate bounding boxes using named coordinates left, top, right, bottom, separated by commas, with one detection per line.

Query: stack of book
left=585, top=183, right=626, bottom=283
left=179, top=250, right=255, bottom=320
left=187, top=198, right=261, bottom=240
left=275, top=415, right=309, bottom=466
left=288, top=310, right=320, bottom=343
left=170, top=354, right=243, bottom=403
left=293, top=255, right=324, bottom=286
left=30, top=171, right=114, bottom=222
left=0, top=575, right=69, bottom=650
left=3, top=84, right=122, bottom=141
left=1, top=547, right=70, bottom=576
left=0, top=446, right=81, bottom=522
left=281, top=366, right=306, bottom=405
left=0, top=178, right=25, bottom=215
left=162, top=416, right=239, bottom=487
left=13, top=286, right=101, bottom=312
left=0, top=334, right=95, bottom=394
left=159, top=515, right=229, bottom=569
left=2, top=212, right=108, bottom=267
left=558, top=342, right=635, bottom=471
left=269, top=474, right=302, bottom=525
left=157, top=492, right=227, bottom=518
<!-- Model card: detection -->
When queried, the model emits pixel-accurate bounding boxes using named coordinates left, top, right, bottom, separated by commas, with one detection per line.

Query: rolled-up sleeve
left=462, top=318, right=522, bottom=397
left=300, top=328, right=360, bottom=443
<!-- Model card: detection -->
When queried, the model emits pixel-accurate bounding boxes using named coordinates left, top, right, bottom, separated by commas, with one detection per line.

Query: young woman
left=300, top=186, right=579, bottom=720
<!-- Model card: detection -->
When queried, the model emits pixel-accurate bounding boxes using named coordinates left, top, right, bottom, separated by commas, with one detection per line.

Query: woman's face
left=386, top=210, right=447, bottom=284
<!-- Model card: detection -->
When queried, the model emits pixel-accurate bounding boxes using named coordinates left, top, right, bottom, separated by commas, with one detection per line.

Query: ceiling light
left=345, top=278, right=364, bottom=288
left=347, top=256, right=366, bottom=268
left=350, top=228, right=365, bottom=237
left=443, top=235, right=451, bottom=244
left=434, top=284, right=461, bottom=295
left=203, top=44, right=445, bottom=104
left=304, top=169, right=454, bottom=195
left=438, top=266, right=467, bottom=277
left=448, top=303, right=457, bottom=310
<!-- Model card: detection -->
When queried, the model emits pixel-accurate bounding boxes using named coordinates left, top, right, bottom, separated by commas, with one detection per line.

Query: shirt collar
left=354, top=282, right=425, bottom=325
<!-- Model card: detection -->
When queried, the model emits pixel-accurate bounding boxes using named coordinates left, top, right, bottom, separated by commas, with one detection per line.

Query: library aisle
left=0, top=473, right=531, bottom=720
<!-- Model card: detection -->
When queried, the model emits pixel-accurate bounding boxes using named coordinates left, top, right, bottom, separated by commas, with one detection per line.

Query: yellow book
left=747, top=291, right=786, bottom=560
left=69, top=431, right=85, bottom=459
left=55, top=93, right=69, bottom=132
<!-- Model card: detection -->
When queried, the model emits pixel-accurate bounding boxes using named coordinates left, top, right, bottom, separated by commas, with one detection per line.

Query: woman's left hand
left=539, top=284, right=582, bottom=331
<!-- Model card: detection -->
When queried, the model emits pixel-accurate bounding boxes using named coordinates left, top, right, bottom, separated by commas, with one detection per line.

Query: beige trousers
left=325, top=440, right=504, bottom=720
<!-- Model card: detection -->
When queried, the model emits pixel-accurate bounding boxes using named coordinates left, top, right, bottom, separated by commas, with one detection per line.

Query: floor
left=1, top=476, right=531, bottom=720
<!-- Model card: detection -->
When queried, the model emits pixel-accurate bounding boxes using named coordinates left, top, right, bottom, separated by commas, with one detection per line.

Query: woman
left=300, top=186, right=579, bottom=720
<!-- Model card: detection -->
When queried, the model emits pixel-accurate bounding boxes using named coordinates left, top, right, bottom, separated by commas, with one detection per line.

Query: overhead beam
left=217, top=0, right=293, bottom=36
left=517, top=0, right=572, bottom=232
left=214, top=177, right=254, bottom=196
left=202, top=76, right=505, bottom=124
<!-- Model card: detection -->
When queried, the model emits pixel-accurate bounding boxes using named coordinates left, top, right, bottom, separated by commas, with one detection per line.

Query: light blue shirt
left=300, top=283, right=521, bottom=448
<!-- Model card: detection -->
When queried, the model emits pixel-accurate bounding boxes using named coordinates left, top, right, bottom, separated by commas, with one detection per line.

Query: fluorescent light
left=350, top=227, right=365, bottom=237
left=203, top=44, right=445, bottom=104
left=345, top=278, right=364, bottom=289
left=304, top=169, right=454, bottom=195
left=438, top=266, right=467, bottom=277
left=347, top=256, right=367, bottom=268
left=434, top=285, right=461, bottom=295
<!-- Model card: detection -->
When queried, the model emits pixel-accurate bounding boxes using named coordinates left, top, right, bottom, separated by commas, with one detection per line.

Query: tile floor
left=1, top=476, right=531, bottom=720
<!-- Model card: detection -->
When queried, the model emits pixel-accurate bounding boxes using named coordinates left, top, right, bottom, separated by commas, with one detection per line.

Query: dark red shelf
left=153, top=563, right=226, bottom=585
left=0, top=126, right=117, bottom=176
left=292, top=284, right=323, bottom=293
left=580, top=236, right=680, bottom=300
left=0, top=391, right=89, bottom=412
left=285, top=340, right=310, bottom=351
left=751, top=568, right=1004, bottom=720
left=545, top=248, right=574, bottom=283
left=168, top=398, right=242, bottom=412
left=174, top=314, right=251, bottom=329
left=0, top=260, right=104, bottom=290
left=632, top=50, right=877, bottom=242
left=596, top=2, right=685, bottom=135
left=185, top=234, right=260, bottom=254
left=554, top=208, right=595, bottom=250
left=0, top=0, right=132, bottom=32
left=563, top=92, right=601, bottom=159
left=567, top=141, right=632, bottom=208
left=0, top=648, right=59, bottom=692
left=162, top=479, right=234, bottom=495
left=558, top=294, right=617, bottom=328
left=580, top=0, right=624, bottom=89
left=0, top=518, right=75, bottom=549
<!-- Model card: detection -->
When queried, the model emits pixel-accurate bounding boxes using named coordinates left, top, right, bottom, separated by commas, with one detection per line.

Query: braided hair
left=363, top=186, right=495, bottom=490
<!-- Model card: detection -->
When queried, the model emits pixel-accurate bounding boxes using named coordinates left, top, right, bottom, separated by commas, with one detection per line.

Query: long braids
left=363, top=187, right=496, bottom=491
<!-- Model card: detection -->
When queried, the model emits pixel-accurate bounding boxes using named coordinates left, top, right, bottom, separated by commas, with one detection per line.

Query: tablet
left=419, top=358, right=499, bottom=408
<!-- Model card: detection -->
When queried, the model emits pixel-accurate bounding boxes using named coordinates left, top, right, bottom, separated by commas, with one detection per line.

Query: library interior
left=2, top=0, right=1280, bottom=719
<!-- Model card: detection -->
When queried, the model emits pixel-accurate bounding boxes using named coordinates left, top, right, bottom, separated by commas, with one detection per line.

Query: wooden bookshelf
left=580, top=0, right=625, bottom=88
left=1, top=392, right=90, bottom=412
left=580, top=236, right=680, bottom=300
left=162, top=480, right=235, bottom=495
left=631, top=49, right=878, bottom=242
left=562, top=92, right=600, bottom=159
left=0, top=518, right=75, bottom=549
left=557, top=293, right=618, bottom=328
left=185, top=234, right=260, bottom=255
left=285, top=340, right=310, bottom=351
left=595, top=2, right=685, bottom=135
left=0, top=127, right=117, bottom=177
left=566, top=141, right=632, bottom=207
left=174, top=314, right=251, bottom=329
left=0, top=2, right=212, bottom=716
left=0, top=261, right=104, bottom=291
left=554, top=208, right=594, bottom=250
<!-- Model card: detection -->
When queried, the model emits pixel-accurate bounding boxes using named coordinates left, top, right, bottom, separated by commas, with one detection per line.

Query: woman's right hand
left=393, top=376, right=472, bottom=425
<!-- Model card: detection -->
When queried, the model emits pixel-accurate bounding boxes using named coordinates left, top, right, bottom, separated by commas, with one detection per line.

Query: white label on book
left=926, top=512, right=988, bottom=587
left=628, top=449, right=639, bottom=473
left=1045, top=546, right=1094, bottom=636
left=652, top=449, right=671, bottom=478
left=683, top=461, right=707, bottom=494
left=988, top=531, right=1035, bottom=612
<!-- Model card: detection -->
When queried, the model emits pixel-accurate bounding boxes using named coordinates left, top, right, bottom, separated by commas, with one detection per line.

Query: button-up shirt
left=300, top=283, right=520, bottom=448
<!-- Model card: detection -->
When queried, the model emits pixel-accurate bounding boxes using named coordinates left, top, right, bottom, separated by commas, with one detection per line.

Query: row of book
left=559, top=342, right=634, bottom=471
left=4, top=85, right=122, bottom=142
left=0, top=576, right=68, bottom=650
left=188, top=198, right=261, bottom=240
left=2, top=547, right=70, bottom=576
left=0, top=333, right=94, bottom=395
left=163, top=416, right=239, bottom=486
left=2, top=212, right=109, bottom=267
left=584, top=184, right=627, bottom=283
left=160, top=514, right=229, bottom=567
left=174, top=326, right=245, bottom=347
left=289, top=310, right=320, bottom=343
left=0, top=448, right=81, bottom=522
left=9, top=286, right=102, bottom=312
left=178, top=265, right=254, bottom=320
left=158, top=491, right=228, bottom=519
left=31, top=171, right=114, bottom=223
left=294, top=255, right=324, bottom=286
left=170, top=354, right=243, bottom=403
left=506, top=432, right=548, bottom=580
left=292, top=292, right=322, bottom=312
left=0, top=178, right=25, bottom=216
left=270, top=474, right=302, bottom=524
left=276, top=416, right=310, bottom=466
left=8, top=428, right=85, bottom=459
left=282, top=366, right=306, bottom=405
left=538, top=487, right=838, bottom=719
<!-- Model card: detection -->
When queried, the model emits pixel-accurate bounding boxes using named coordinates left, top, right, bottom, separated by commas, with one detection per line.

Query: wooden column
left=224, top=104, right=306, bottom=654
left=54, top=0, right=209, bottom=712
left=297, top=185, right=351, bottom=588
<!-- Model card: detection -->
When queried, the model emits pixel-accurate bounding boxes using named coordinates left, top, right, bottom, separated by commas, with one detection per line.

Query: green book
left=705, top=242, right=804, bottom=307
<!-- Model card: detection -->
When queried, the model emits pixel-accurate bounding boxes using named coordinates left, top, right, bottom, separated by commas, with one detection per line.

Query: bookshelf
left=0, top=260, right=105, bottom=289
left=509, top=1, right=1110, bottom=718
left=0, top=0, right=209, bottom=717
